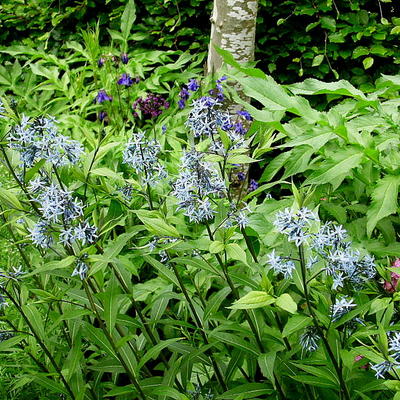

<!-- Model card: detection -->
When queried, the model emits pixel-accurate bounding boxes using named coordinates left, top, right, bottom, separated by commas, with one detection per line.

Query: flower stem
left=298, top=245, right=350, bottom=400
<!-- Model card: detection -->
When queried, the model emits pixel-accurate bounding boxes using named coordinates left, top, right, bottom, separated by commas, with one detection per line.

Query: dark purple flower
left=217, top=76, right=228, bottom=83
left=249, top=179, right=259, bottom=192
left=187, top=79, right=200, bottom=92
left=97, top=58, right=105, bottom=68
left=98, top=111, right=107, bottom=122
left=162, top=125, right=167, bottom=134
left=133, top=93, right=169, bottom=119
left=121, top=53, right=129, bottom=64
left=178, top=99, right=186, bottom=109
left=117, top=73, right=134, bottom=87
left=237, top=110, right=253, bottom=121
left=237, top=172, right=246, bottom=181
left=234, top=122, right=247, bottom=135
left=96, top=90, right=112, bottom=103
left=179, top=88, right=190, bottom=101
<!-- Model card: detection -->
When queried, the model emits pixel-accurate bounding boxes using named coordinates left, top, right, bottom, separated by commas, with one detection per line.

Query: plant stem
left=2, top=286, right=76, bottom=400
left=298, top=245, right=350, bottom=400
left=83, top=280, right=147, bottom=400
left=170, top=263, right=228, bottom=391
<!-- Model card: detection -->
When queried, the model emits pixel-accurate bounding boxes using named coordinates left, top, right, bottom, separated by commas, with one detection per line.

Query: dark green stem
left=298, top=245, right=350, bottom=400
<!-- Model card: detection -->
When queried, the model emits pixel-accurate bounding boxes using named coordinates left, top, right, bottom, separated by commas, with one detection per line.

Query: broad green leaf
left=210, top=332, right=260, bottom=356
left=275, top=293, right=297, bottom=313
left=217, top=383, right=273, bottom=399
left=282, top=315, right=312, bottom=337
left=135, top=211, right=179, bottom=237
left=228, top=291, right=275, bottom=310
left=363, top=56, right=374, bottom=69
left=33, top=374, right=68, bottom=395
left=312, top=54, right=324, bottom=67
left=209, top=240, right=225, bottom=254
left=258, top=352, right=276, bottom=385
left=137, top=338, right=183, bottom=370
left=204, top=287, right=231, bottom=321
left=291, top=374, right=336, bottom=389
left=367, top=175, right=400, bottom=236
left=120, top=0, right=136, bottom=39
left=143, top=255, right=179, bottom=287
left=304, top=147, right=364, bottom=186
left=288, top=78, right=366, bottom=99
left=0, top=187, right=23, bottom=210
left=226, top=243, right=248, bottom=265
left=21, top=304, right=45, bottom=340
left=84, top=323, right=117, bottom=360
left=0, top=335, right=25, bottom=352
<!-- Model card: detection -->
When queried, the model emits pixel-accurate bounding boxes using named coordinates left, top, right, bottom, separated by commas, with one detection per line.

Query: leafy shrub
left=0, top=4, right=400, bottom=400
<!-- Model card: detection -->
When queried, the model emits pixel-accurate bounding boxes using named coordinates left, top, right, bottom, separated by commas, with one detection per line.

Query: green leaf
left=210, top=332, right=260, bottom=356
left=321, top=16, right=336, bottom=31
left=0, top=187, right=22, bottom=210
left=258, top=352, right=276, bottom=385
left=366, top=175, right=400, bottom=236
left=217, top=383, right=273, bottom=399
left=288, top=79, right=366, bottom=99
left=275, top=293, right=297, bottom=313
left=84, top=323, right=117, bottom=360
left=120, top=0, right=136, bottom=39
left=363, top=57, right=374, bottom=69
left=304, top=147, right=364, bottom=186
left=204, top=287, right=231, bottom=321
left=135, top=211, right=179, bottom=237
left=137, top=338, right=183, bottom=370
left=291, top=374, right=336, bottom=389
left=143, top=255, right=180, bottom=287
left=209, top=240, right=225, bottom=254
left=282, top=315, right=312, bottom=337
left=226, top=243, right=248, bottom=265
left=312, top=54, right=324, bottom=67
left=21, top=304, right=45, bottom=340
left=228, top=291, right=275, bottom=310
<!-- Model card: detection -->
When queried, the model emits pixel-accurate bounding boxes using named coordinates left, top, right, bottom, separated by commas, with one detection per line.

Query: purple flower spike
left=234, top=122, right=247, bottom=135
left=187, top=79, right=200, bottom=92
left=237, top=110, right=253, bottom=121
left=237, top=172, right=246, bottom=181
left=98, top=111, right=108, bottom=123
left=121, top=53, right=129, bottom=64
left=178, top=99, right=186, bottom=109
left=117, top=73, right=134, bottom=87
left=97, top=58, right=105, bottom=68
left=249, top=179, right=259, bottom=192
left=96, top=90, right=112, bottom=103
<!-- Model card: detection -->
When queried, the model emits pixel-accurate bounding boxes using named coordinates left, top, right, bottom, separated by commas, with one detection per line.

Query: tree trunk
left=207, top=0, right=258, bottom=74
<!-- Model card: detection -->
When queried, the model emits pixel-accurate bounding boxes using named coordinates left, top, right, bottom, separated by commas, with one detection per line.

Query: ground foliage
left=0, top=1, right=400, bottom=400
left=1, top=0, right=400, bottom=87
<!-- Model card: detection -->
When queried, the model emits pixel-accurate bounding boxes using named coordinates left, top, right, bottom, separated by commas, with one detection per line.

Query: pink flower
left=354, top=355, right=369, bottom=370
left=383, top=258, right=400, bottom=293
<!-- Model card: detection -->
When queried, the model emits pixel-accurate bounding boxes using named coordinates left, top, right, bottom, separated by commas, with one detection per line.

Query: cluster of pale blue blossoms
left=122, top=131, right=167, bottom=185
left=9, top=115, right=83, bottom=168
left=186, top=96, right=231, bottom=138
left=186, top=96, right=248, bottom=156
left=6, top=115, right=97, bottom=280
left=27, top=178, right=96, bottom=278
left=370, top=332, right=400, bottom=378
left=173, top=150, right=226, bottom=223
left=268, top=207, right=376, bottom=289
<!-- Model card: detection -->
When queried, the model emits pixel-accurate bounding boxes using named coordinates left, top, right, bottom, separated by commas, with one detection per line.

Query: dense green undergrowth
left=0, top=1, right=400, bottom=400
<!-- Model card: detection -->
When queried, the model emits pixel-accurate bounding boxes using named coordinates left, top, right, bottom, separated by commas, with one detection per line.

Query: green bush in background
left=1, top=0, right=399, bottom=89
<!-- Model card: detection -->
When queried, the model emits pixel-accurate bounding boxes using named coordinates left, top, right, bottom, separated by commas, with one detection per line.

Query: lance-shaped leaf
left=304, top=147, right=364, bottom=186
left=228, top=291, right=275, bottom=310
left=367, top=175, right=400, bottom=237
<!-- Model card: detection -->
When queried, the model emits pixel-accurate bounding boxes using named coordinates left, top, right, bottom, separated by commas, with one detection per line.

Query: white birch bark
left=207, top=0, right=258, bottom=74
